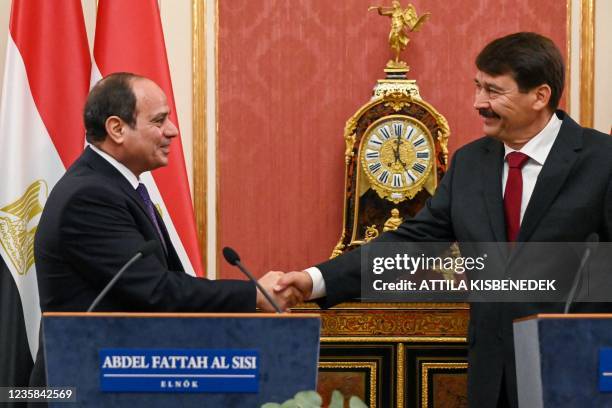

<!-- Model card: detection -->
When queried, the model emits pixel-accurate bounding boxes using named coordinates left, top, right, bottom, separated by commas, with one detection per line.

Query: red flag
left=0, top=0, right=90, bottom=360
left=93, top=0, right=203, bottom=277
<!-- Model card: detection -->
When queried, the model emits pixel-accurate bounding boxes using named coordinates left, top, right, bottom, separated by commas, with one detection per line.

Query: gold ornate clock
left=360, top=114, right=435, bottom=203
left=331, top=2, right=449, bottom=257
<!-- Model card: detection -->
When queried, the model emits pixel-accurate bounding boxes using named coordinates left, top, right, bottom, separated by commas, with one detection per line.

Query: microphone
left=564, top=233, right=599, bottom=314
left=222, top=247, right=282, bottom=313
left=86, top=241, right=158, bottom=312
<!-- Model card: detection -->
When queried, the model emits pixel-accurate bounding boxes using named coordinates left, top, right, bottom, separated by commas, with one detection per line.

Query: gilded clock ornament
left=383, top=209, right=403, bottom=232
left=360, top=115, right=435, bottom=203
left=368, top=1, right=431, bottom=70
left=330, top=3, right=449, bottom=257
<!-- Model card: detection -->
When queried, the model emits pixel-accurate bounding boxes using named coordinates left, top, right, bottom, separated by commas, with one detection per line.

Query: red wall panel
left=217, top=0, right=568, bottom=278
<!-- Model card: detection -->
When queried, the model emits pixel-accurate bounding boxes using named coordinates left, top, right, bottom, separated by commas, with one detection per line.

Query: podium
left=513, top=314, right=612, bottom=407
left=42, top=312, right=320, bottom=407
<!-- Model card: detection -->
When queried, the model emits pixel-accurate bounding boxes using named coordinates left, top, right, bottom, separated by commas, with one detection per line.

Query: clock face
left=360, top=115, right=434, bottom=202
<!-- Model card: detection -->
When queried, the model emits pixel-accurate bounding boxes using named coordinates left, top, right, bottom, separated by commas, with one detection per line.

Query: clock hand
left=393, top=138, right=407, bottom=169
left=388, top=147, right=399, bottom=168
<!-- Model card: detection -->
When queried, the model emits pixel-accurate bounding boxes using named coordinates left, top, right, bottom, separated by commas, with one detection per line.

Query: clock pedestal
left=373, top=68, right=421, bottom=100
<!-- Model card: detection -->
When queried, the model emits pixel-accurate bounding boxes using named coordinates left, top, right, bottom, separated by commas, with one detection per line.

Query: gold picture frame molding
left=318, top=361, right=378, bottom=407
left=580, top=0, right=595, bottom=127
left=192, top=0, right=207, bottom=270
left=420, top=362, right=469, bottom=408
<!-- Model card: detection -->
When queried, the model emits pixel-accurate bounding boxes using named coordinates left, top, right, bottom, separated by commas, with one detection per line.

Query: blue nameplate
left=599, top=348, right=612, bottom=391
left=99, top=348, right=259, bottom=393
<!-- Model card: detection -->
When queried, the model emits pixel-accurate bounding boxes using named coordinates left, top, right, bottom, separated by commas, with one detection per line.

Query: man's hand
left=256, top=271, right=304, bottom=312
left=273, top=271, right=314, bottom=302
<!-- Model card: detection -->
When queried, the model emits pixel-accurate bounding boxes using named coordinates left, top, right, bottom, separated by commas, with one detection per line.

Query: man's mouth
left=478, top=108, right=500, bottom=119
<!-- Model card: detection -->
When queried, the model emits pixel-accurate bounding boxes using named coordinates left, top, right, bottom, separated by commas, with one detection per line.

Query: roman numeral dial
left=360, top=115, right=435, bottom=203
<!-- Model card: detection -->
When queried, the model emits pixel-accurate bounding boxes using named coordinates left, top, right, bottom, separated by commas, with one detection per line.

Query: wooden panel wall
left=217, top=0, right=568, bottom=279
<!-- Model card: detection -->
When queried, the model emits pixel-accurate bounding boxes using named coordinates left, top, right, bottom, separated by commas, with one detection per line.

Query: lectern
left=43, top=312, right=320, bottom=407
left=514, top=314, right=612, bottom=407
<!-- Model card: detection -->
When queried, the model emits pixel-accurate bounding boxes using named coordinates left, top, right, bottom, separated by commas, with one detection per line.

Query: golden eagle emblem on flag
left=0, top=180, right=48, bottom=275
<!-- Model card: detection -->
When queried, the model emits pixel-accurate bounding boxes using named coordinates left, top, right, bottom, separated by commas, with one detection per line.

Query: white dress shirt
left=305, top=113, right=563, bottom=300
left=502, top=114, right=561, bottom=222
left=89, top=144, right=140, bottom=189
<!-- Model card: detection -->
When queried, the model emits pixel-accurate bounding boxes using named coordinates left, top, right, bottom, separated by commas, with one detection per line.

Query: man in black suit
left=274, top=32, right=612, bottom=407
left=31, top=73, right=299, bottom=386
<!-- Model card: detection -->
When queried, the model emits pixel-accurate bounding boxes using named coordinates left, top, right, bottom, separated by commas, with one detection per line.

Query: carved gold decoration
left=296, top=301, right=470, bottom=310
left=294, top=303, right=469, bottom=337
left=364, top=225, right=379, bottom=242
left=331, top=232, right=346, bottom=259
left=437, top=130, right=449, bottom=166
left=397, top=344, right=405, bottom=408
left=421, top=362, right=469, bottom=408
left=375, top=80, right=421, bottom=100
left=317, top=310, right=468, bottom=337
left=383, top=90, right=413, bottom=111
left=344, top=117, right=358, bottom=164
left=368, top=1, right=430, bottom=70
left=0, top=180, right=48, bottom=275
left=318, top=362, right=377, bottom=407
left=383, top=208, right=403, bottom=232
left=321, top=336, right=467, bottom=343
left=433, top=111, right=450, bottom=166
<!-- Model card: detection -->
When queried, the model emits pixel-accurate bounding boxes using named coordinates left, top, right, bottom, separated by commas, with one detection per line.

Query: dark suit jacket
left=31, top=146, right=256, bottom=386
left=316, top=111, right=612, bottom=407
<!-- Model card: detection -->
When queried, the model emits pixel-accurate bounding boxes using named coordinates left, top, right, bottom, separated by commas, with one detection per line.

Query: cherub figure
left=369, top=1, right=430, bottom=69
left=383, top=208, right=404, bottom=232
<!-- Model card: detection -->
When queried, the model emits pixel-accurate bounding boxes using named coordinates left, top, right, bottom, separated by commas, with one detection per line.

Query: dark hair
left=84, top=72, right=142, bottom=143
left=476, top=32, right=564, bottom=110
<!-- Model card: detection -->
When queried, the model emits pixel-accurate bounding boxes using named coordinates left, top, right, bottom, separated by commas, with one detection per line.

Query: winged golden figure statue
left=369, top=1, right=430, bottom=69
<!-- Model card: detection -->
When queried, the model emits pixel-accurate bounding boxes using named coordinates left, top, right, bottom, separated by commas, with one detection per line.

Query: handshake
left=255, top=271, right=314, bottom=312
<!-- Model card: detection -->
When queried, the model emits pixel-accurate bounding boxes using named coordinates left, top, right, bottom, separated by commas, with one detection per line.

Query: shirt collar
left=89, top=144, right=140, bottom=189
left=503, top=112, right=562, bottom=165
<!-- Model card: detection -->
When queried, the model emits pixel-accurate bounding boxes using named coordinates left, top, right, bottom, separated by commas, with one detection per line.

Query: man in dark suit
left=31, top=73, right=299, bottom=386
left=274, top=32, right=612, bottom=407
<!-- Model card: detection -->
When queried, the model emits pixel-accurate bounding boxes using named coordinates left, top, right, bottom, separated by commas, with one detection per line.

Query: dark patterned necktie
left=504, top=152, right=530, bottom=242
left=136, top=183, right=168, bottom=254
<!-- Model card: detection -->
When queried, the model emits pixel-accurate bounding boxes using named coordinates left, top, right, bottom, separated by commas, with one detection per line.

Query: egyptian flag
left=0, top=0, right=91, bottom=388
left=92, top=0, right=203, bottom=277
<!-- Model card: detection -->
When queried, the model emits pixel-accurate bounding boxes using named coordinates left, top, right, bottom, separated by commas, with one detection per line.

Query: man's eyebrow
left=151, top=111, right=170, bottom=121
left=486, top=83, right=504, bottom=91
left=474, top=78, right=504, bottom=91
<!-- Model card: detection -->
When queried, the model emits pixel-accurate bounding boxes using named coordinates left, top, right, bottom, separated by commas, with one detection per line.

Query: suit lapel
left=480, top=139, right=512, bottom=262
left=517, top=113, right=582, bottom=243
left=481, top=139, right=507, bottom=242
left=83, top=148, right=151, bottom=218
left=81, top=147, right=172, bottom=264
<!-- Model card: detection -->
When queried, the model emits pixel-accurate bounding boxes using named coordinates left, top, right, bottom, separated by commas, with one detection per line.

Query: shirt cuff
left=304, top=267, right=326, bottom=300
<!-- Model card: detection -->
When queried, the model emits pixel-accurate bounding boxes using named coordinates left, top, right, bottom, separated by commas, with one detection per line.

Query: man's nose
left=473, top=89, right=489, bottom=110
left=165, top=120, right=179, bottom=138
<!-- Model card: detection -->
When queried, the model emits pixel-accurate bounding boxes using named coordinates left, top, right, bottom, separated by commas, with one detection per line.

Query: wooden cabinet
left=296, top=303, right=469, bottom=407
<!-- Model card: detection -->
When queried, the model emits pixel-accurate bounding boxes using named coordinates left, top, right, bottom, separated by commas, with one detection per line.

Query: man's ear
left=105, top=116, right=125, bottom=144
left=532, top=84, right=552, bottom=111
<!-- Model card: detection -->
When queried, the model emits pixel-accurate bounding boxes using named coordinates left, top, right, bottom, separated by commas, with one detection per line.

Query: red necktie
left=504, top=152, right=530, bottom=242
